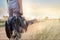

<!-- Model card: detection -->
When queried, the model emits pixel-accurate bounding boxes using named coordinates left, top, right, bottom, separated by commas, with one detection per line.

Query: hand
left=20, top=13, right=23, bottom=15
left=20, top=10, right=23, bottom=15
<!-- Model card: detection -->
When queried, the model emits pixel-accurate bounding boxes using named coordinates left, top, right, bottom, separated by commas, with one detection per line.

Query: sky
left=0, top=0, right=8, bottom=19
left=0, top=0, right=60, bottom=19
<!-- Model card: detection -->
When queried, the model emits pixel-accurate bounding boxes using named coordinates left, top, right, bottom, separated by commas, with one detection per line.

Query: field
left=0, top=19, right=60, bottom=40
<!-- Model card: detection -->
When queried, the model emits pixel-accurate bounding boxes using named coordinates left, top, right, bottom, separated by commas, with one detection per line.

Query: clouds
left=25, top=0, right=60, bottom=18
left=0, top=0, right=60, bottom=19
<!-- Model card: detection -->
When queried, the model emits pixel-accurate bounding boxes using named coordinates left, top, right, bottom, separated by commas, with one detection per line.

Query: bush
left=0, top=20, right=5, bottom=27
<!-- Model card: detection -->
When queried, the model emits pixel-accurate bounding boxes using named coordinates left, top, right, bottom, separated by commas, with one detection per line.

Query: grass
left=0, top=19, right=60, bottom=40
left=35, top=20, right=60, bottom=40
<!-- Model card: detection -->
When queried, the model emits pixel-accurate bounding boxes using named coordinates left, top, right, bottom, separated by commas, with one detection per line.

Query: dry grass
left=0, top=19, right=60, bottom=40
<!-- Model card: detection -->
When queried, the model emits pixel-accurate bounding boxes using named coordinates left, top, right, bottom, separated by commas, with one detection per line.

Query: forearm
left=18, top=0, right=23, bottom=13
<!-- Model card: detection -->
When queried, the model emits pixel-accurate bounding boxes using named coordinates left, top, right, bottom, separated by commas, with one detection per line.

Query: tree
left=3, top=16, right=8, bottom=20
left=45, top=16, right=49, bottom=20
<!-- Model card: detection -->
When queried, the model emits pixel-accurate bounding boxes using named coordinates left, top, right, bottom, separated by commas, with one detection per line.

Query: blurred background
left=0, top=0, right=60, bottom=26
left=0, top=0, right=60, bottom=19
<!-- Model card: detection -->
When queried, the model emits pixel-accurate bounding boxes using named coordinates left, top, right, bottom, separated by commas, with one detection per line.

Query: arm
left=18, top=0, right=23, bottom=15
